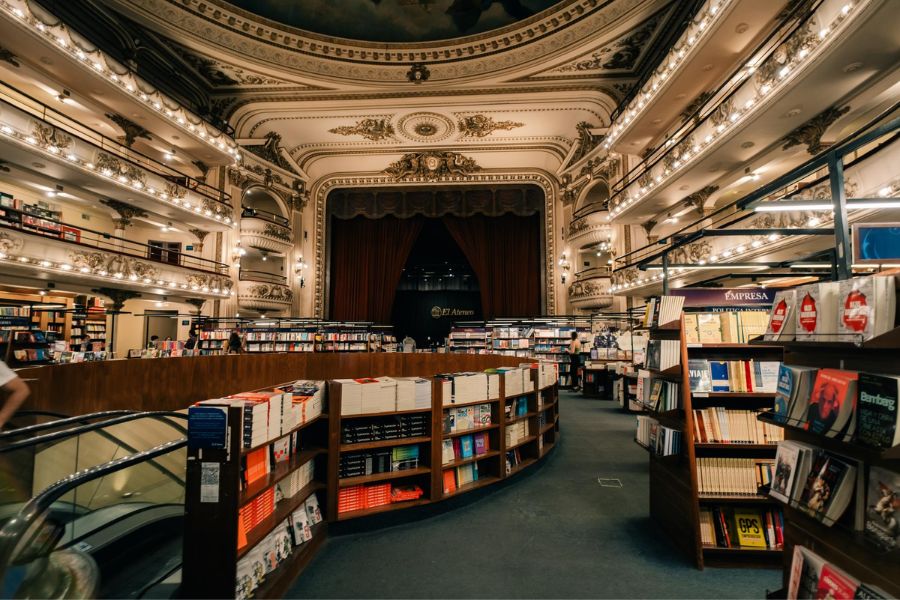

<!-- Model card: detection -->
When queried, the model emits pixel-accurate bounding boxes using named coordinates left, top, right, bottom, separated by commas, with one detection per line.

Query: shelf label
left=200, top=462, right=220, bottom=503
left=694, top=392, right=709, bottom=398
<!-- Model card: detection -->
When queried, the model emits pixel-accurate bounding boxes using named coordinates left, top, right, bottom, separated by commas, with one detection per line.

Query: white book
left=795, top=282, right=839, bottom=342
left=836, top=275, right=896, bottom=342
left=333, top=380, right=363, bottom=415
left=764, top=289, right=797, bottom=341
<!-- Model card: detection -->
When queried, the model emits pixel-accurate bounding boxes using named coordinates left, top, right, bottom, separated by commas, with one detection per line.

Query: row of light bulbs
left=608, top=1, right=856, bottom=219
left=0, top=251, right=233, bottom=296
left=602, top=0, right=730, bottom=153
left=0, top=121, right=234, bottom=224
left=4, top=0, right=241, bottom=161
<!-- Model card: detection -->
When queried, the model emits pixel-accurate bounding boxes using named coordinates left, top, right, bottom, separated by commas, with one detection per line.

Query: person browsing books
left=228, top=328, right=244, bottom=354
left=0, top=359, right=30, bottom=428
left=568, top=331, right=582, bottom=391
left=402, top=335, right=416, bottom=353
left=184, top=331, right=198, bottom=350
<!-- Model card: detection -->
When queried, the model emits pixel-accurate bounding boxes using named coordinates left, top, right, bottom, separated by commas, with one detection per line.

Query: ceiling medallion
left=397, top=112, right=455, bottom=143
left=384, top=151, right=480, bottom=182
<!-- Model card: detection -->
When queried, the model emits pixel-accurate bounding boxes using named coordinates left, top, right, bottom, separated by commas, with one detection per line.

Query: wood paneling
left=16, top=354, right=525, bottom=416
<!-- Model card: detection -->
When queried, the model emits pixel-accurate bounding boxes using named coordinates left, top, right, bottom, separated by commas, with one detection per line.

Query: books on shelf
left=333, top=378, right=395, bottom=415
left=696, top=457, right=774, bottom=495
left=773, top=365, right=818, bottom=424
left=769, top=441, right=859, bottom=526
left=684, top=311, right=770, bottom=344
left=687, top=359, right=780, bottom=393
left=436, top=372, right=490, bottom=405
left=392, top=377, right=432, bottom=411
left=805, top=369, right=857, bottom=440
left=699, top=506, right=783, bottom=550
left=863, top=466, right=900, bottom=550
left=635, top=415, right=682, bottom=456
left=646, top=339, right=679, bottom=371
left=692, top=408, right=783, bottom=444
left=787, top=545, right=891, bottom=600
left=649, top=379, right=680, bottom=412
left=337, top=482, right=423, bottom=513
left=340, top=413, right=429, bottom=445
left=441, top=431, right=490, bottom=465
left=856, top=373, right=900, bottom=449
left=444, top=403, right=492, bottom=434
left=795, top=282, right=840, bottom=342
left=443, top=461, right=479, bottom=492
left=505, top=420, right=530, bottom=447
left=764, top=290, right=797, bottom=341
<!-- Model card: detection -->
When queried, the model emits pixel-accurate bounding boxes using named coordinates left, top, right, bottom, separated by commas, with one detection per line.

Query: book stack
left=196, top=398, right=269, bottom=449
left=684, top=311, right=770, bottom=344
left=692, top=408, right=783, bottom=444
left=788, top=545, right=891, bottom=600
left=688, top=359, right=781, bottom=393
left=333, top=378, right=397, bottom=415
left=339, top=449, right=392, bottom=478
left=696, top=457, right=775, bottom=495
left=436, top=372, right=489, bottom=405
left=494, top=367, right=528, bottom=398
left=340, top=414, right=430, bottom=444
left=277, top=460, right=314, bottom=498
left=444, top=403, right=492, bottom=434
left=242, top=447, right=270, bottom=489
left=391, top=445, right=420, bottom=471
left=770, top=442, right=859, bottom=525
left=506, top=420, right=529, bottom=446
left=337, top=483, right=393, bottom=513
left=699, top=507, right=783, bottom=550
left=238, top=487, right=276, bottom=549
left=646, top=339, right=680, bottom=371
left=648, top=379, right=680, bottom=412
left=505, top=448, right=524, bottom=473
left=392, top=377, right=432, bottom=410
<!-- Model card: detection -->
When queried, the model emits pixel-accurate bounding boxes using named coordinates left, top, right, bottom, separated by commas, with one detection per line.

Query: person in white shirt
left=0, top=360, right=30, bottom=428
left=402, top=336, right=416, bottom=353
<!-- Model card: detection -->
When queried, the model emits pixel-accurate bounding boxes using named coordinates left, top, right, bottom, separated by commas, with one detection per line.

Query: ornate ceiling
left=222, top=0, right=567, bottom=43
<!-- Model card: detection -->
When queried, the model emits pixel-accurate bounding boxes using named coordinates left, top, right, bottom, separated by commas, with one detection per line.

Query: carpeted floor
left=286, top=390, right=781, bottom=598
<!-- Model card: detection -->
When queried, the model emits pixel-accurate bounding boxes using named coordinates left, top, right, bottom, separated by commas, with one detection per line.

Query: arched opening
left=575, top=180, right=610, bottom=215
left=242, top=186, right=289, bottom=221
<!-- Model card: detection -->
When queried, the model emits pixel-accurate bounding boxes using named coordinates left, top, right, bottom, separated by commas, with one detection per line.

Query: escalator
left=0, top=411, right=189, bottom=598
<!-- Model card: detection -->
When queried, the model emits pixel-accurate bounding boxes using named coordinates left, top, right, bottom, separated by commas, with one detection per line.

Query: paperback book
left=856, top=372, right=900, bottom=449
left=864, top=466, right=900, bottom=550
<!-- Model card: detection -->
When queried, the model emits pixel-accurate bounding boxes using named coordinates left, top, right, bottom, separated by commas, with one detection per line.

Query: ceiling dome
left=222, top=0, right=566, bottom=43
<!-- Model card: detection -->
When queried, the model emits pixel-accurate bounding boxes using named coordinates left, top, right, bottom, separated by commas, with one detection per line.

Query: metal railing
left=573, top=266, right=612, bottom=280
left=241, top=206, right=290, bottom=227
left=0, top=207, right=229, bottom=274
left=239, top=270, right=287, bottom=285
left=0, top=83, right=231, bottom=208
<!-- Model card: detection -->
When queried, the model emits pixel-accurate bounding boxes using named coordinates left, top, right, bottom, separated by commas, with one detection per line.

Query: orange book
left=244, top=447, right=269, bottom=487
left=806, top=369, right=858, bottom=439
left=443, top=469, right=457, bottom=494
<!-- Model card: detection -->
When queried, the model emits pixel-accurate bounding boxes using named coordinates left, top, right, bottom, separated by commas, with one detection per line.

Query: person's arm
left=0, top=376, right=30, bottom=428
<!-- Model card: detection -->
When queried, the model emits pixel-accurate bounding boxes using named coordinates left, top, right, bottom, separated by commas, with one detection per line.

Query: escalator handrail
left=0, top=410, right=139, bottom=439
left=0, top=437, right=187, bottom=583
left=0, top=412, right=188, bottom=453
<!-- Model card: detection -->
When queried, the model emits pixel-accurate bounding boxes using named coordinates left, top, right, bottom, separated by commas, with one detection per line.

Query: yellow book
left=734, top=510, right=768, bottom=548
left=697, top=313, right=723, bottom=343
left=684, top=314, right=700, bottom=344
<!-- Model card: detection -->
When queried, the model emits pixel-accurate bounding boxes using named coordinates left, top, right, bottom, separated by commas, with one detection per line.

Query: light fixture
left=261, top=252, right=268, bottom=262
left=57, top=89, right=72, bottom=104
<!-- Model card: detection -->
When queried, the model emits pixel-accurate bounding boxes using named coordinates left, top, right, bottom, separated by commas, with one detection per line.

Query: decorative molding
left=682, top=185, right=719, bottom=216
left=781, top=105, right=851, bottom=155
left=71, top=251, right=159, bottom=280
left=568, top=277, right=613, bottom=308
left=188, top=273, right=234, bottom=294
left=188, top=228, right=209, bottom=252
left=192, top=160, right=210, bottom=182
left=32, top=123, right=72, bottom=151
left=105, top=113, right=152, bottom=148
left=456, top=115, right=524, bottom=138
left=263, top=222, right=292, bottom=243
left=680, top=90, right=714, bottom=125
left=569, top=122, right=604, bottom=166
left=99, top=198, right=148, bottom=227
left=384, top=151, right=480, bottom=182
left=328, top=188, right=542, bottom=220
left=244, top=132, right=299, bottom=174
left=396, top=113, right=456, bottom=143
left=329, top=119, right=395, bottom=142
left=406, top=64, right=430, bottom=83
left=95, top=153, right=146, bottom=188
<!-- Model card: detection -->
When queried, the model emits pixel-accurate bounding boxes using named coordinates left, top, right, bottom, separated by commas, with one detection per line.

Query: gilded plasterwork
left=457, top=115, right=524, bottom=138
left=384, top=152, right=480, bottom=181
left=328, top=118, right=395, bottom=142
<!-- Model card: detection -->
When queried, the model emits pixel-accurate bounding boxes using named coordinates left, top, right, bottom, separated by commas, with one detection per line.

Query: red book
left=443, top=469, right=457, bottom=494
left=815, top=564, right=858, bottom=600
left=244, top=447, right=269, bottom=487
left=806, top=369, right=858, bottom=439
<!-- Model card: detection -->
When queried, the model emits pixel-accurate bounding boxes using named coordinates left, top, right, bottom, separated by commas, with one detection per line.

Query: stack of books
left=443, top=462, right=479, bottom=492
left=436, top=372, right=489, bottom=404
left=505, top=420, right=529, bottom=446
left=392, top=377, right=432, bottom=410
left=340, top=414, right=430, bottom=444
left=337, top=482, right=393, bottom=513
left=238, top=487, right=276, bottom=549
left=643, top=295, right=685, bottom=327
left=696, top=457, right=775, bottom=495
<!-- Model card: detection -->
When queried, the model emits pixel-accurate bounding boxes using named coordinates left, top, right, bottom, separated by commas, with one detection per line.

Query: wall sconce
left=558, top=252, right=571, bottom=284
left=295, top=254, right=308, bottom=288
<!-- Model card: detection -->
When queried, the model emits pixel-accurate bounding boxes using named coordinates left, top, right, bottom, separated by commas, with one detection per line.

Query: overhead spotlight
left=163, top=148, right=176, bottom=161
left=38, top=289, right=47, bottom=296
left=57, top=89, right=72, bottom=104
left=261, top=252, right=268, bottom=262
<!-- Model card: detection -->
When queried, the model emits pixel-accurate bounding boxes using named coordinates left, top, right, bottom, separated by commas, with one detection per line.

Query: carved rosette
left=238, top=280, right=293, bottom=312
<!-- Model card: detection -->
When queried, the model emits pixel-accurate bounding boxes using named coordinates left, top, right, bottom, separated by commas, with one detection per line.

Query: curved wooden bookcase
left=131, top=353, right=564, bottom=599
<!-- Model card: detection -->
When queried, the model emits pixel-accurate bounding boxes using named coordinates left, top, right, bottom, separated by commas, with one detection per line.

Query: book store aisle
left=287, top=390, right=781, bottom=598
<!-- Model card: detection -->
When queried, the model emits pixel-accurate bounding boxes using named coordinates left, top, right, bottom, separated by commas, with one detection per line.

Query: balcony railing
left=0, top=89, right=233, bottom=222
left=568, top=269, right=613, bottom=309
left=0, top=205, right=228, bottom=274
left=241, top=207, right=290, bottom=227
left=239, top=270, right=287, bottom=285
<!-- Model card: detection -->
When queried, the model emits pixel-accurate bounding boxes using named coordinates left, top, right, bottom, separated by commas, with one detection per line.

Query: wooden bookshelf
left=756, top=324, right=900, bottom=597
left=337, top=466, right=431, bottom=487
left=644, top=310, right=785, bottom=570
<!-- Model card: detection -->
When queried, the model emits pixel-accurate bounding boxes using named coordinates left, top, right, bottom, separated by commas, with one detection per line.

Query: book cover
left=815, top=563, right=859, bottom=600
left=796, top=282, right=839, bottom=341
left=697, top=313, right=724, bottom=343
left=806, top=369, right=858, bottom=438
left=709, top=361, right=730, bottom=392
left=443, top=469, right=457, bottom=493
left=798, top=451, right=855, bottom=524
left=733, top=510, right=768, bottom=548
left=788, top=545, right=826, bottom=600
left=473, top=432, right=487, bottom=455
left=305, top=493, right=323, bottom=524
left=442, top=439, right=454, bottom=465
left=856, top=372, right=900, bottom=449
left=864, top=466, right=900, bottom=550
left=460, top=435, right=474, bottom=458
left=855, top=584, right=891, bottom=599
left=688, top=359, right=712, bottom=392
left=765, top=290, right=796, bottom=341
left=771, top=442, right=801, bottom=503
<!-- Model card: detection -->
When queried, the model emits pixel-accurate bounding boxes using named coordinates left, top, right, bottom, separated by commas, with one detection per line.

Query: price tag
left=694, top=392, right=709, bottom=398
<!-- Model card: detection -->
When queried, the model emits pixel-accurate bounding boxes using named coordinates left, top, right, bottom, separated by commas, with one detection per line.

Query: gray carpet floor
left=286, top=390, right=781, bottom=598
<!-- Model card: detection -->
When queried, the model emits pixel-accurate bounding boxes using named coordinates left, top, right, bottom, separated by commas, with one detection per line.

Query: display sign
left=669, top=287, right=775, bottom=308
left=187, top=406, right=228, bottom=450
left=852, top=222, right=900, bottom=265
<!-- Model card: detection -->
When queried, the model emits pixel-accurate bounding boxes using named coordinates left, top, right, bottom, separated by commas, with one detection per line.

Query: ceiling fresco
left=222, top=0, right=566, bottom=43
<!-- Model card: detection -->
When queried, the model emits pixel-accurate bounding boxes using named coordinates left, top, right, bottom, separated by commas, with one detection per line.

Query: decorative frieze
left=456, top=115, right=524, bottom=138
left=384, top=151, right=480, bottom=181
left=329, top=119, right=395, bottom=142
left=105, top=113, right=152, bottom=148
left=781, top=105, right=851, bottom=154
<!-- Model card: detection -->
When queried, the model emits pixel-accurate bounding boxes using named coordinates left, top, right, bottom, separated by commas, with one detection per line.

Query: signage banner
left=669, top=288, right=775, bottom=308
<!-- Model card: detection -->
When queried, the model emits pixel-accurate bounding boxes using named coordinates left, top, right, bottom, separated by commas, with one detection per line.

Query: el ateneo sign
left=430, top=306, right=476, bottom=319
left=669, top=288, right=775, bottom=308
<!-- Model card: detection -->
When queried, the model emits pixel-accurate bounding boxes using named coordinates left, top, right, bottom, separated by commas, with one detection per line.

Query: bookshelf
left=640, top=301, right=786, bottom=569
left=749, top=323, right=900, bottom=597
left=448, top=326, right=490, bottom=354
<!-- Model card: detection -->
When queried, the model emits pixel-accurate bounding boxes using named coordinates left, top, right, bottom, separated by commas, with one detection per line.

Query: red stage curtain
left=329, top=216, right=424, bottom=322
left=442, top=214, right=541, bottom=318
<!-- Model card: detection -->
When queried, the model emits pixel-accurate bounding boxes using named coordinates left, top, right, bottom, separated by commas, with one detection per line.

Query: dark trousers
left=570, top=354, right=581, bottom=389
